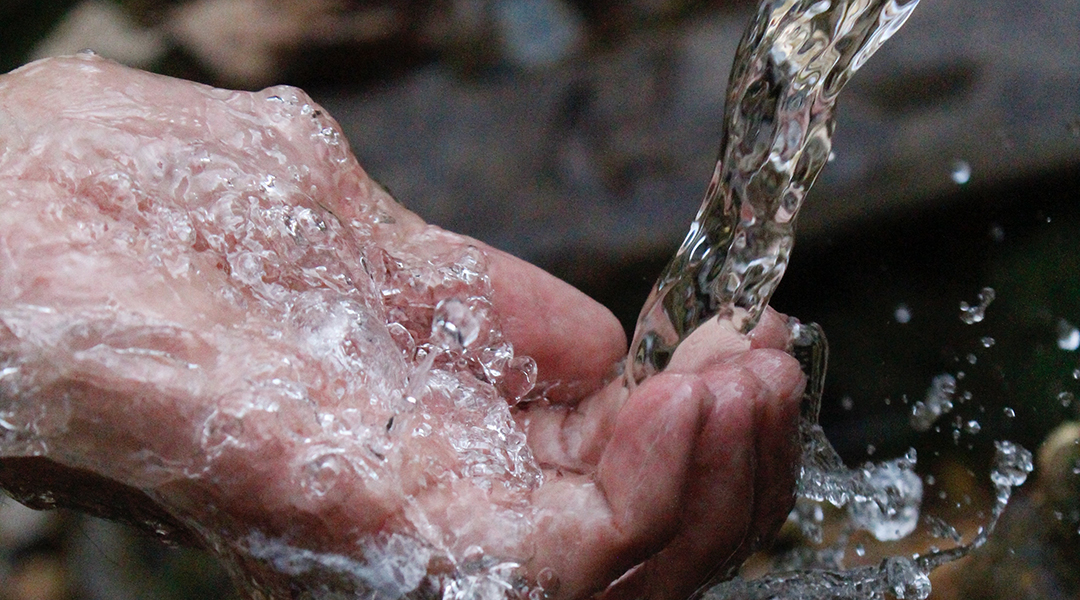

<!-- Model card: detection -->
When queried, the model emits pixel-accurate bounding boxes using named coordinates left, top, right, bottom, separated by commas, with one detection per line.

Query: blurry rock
left=29, top=0, right=166, bottom=67
left=166, top=0, right=412, bottom=88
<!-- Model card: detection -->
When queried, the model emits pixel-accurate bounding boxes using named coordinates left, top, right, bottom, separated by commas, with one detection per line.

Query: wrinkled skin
left=0, top=55, right=805, bottom=599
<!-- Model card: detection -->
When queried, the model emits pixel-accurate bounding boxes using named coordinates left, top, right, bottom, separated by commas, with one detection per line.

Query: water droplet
left=1060, top=391, right=1075, bottom=408
left=884, top=556, right=932, bottom=600
left=894, top=303, right=912, bottom=324
left=1073, top=368, right=1080, bottom=380
left=964, top=420, right=981, bottom=435
left=959, top=287, right=995, bottom=324
left=854, top=543, right=866, bottom=556
left=841, top=396, right=855, bottom=411
left=536, top=567, right=560, bottom=594
left=1057, top=319, right=1080, bottom=351
left=431, top=298, right=481, bottom=351
left=988, top=224, right=1005, bottom=242
left=910, top=374, right=957, bottom=431
left=980, top=337, right=995, bottom=348
left=966, top=353, right=977, bottom=365
left=1003, top=407, right=1016, bottom=418
left=867, top=444, right=876, bottom=456
left=990, top=441, right=1032, bottom=489
left=949, top=160, right=971, bottom=184
left=849, top=459, right=923, bottom=541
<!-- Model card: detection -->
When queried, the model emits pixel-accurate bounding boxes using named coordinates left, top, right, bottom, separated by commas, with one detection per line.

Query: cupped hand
left=0, top=55, right=805, bottom=599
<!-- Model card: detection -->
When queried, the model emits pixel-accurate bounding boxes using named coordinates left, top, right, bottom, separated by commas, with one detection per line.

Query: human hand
left=0, top=55, right=805, bottom=599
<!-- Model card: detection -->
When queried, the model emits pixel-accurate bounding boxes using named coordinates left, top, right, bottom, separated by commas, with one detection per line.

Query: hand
left=0, top=55, right=805, bottom=599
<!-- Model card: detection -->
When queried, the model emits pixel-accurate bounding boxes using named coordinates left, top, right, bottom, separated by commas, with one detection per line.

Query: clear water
left=625, top=0, right=1038, bottom=598
left=628, top=0, right=922, bottom=382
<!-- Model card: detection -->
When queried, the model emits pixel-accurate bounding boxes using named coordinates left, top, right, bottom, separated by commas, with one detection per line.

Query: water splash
left=628, top=0, right=922, bottom=382
left=910, top=373, right=958, bottom=432
left=959, top=287, right=995, bottom=324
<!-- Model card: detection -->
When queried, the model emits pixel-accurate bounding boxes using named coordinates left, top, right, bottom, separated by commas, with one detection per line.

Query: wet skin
left=0, top=55, right=805, bottom=599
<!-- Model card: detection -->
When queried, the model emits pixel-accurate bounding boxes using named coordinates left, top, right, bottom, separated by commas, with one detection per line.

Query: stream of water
left=629, top=1, right=1036, bottom=598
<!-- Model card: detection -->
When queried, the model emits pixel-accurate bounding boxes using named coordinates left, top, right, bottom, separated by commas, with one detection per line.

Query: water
left=627, top=0, right=922, bottom=383
left=619, top=0, right=1042, bottom=598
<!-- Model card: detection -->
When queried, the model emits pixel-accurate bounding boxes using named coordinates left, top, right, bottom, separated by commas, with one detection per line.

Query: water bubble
left=1056, top=319, right=1080, bottom=351
left=959, top=287, right=995, bottom=324
left=949, top=160, right=971, bottom=184
left=1060, top=391, right=1075, bottom=408
left=1073, top=368, right=1080, bottom=380
left=867, top=444, right=876, bottom=456
left=536, top=567, right=560, bottom=596
left=964, top=420, right=981, bottom=435
left=988, top=224, right=1005, bottom=242
left=980, top=337, right=995, bottom=348
left=990, top=440, right=1033, bottom=489
left=883, top=556, right=932, bottom=600
left=894, top=303, right=912, bottom=324
left=925, top=514, right=962, bottom=542
left=910, top=374, right=957, bottom=431
left=854, top=543, right=866, bottom=557
left=966, top=353, right=977, bottom=365
left=849, top=459, right=923, bottom=541
left=841, top=396, right=855, bottom=411
left=431, top=298, right=481, bottom=351
left=1003, top=407, right=1016, bottom=419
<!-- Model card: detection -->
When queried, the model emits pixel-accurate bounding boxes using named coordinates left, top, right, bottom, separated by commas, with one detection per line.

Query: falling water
left=628, top=0, right=921, bottom=382
left=624, top=0, right=1038, bottom=598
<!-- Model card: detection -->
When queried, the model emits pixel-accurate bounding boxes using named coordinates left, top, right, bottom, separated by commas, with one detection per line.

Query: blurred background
left=1, top=0, right=1079, bottom=598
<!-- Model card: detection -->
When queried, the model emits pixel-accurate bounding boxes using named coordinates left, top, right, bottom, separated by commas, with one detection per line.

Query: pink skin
left=0, top=55, right=805, bottom=599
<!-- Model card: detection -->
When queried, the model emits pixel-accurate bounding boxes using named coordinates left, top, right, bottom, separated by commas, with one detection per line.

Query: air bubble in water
left=431, top=298, right=481, bottom=351
left=964, top=420, right=981, bottom=435
left=1003, top=407, right=1016, bottom=419
left=959, top=287, right=995, bottom=324
left=1060, top=391, right=1075, bottom=408
left=980, top=337, right=995, bottom=348
left=949, top=160, right=971, bottom=184
left=1056, top=319, right=1080, bottom=351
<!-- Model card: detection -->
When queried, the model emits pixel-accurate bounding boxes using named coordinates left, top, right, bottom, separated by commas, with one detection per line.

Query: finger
left=666, top=307, right=793, bottom=375
left=484, top=245, right=627, bottom=402
left=749, top=306, right=793, bottom=352
left=599, top=349, right=804, bottom=600
left=529, top=374, right=709, bottom=599
left=521, top=309, right=794, bottom=473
